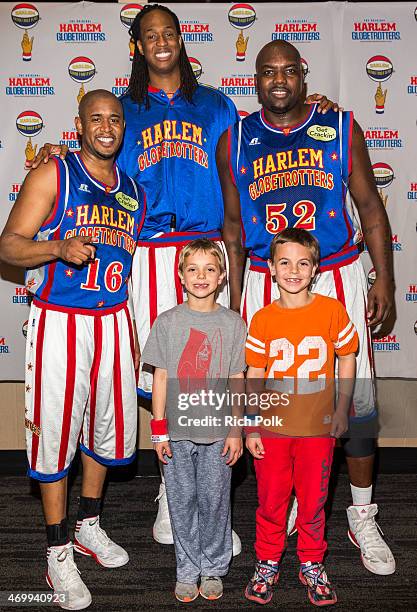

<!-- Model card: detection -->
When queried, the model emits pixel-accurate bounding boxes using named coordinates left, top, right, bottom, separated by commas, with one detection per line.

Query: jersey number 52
left=266, top=200, right=316, bottom=234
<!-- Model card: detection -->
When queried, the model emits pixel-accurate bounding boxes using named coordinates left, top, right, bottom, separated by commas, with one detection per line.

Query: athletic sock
left=46, top=517, right=69, bottom=548
left=350, top=483, right=372, bottom=506
left=77, top=496, right=102, bottom=521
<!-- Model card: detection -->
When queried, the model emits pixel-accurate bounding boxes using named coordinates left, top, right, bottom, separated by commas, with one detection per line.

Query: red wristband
left=150, top=418, right=168, bottom=436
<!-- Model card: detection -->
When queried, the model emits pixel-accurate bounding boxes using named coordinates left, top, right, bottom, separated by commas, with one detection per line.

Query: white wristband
left=151, top=434, right=170, bottom=443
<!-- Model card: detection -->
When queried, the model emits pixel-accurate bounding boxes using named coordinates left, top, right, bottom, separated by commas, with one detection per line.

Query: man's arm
left=216, top=130, right=246, bottom=312
left=0, top=161, right=94, bottom=267
left=349, top=120, right=394, bottom=326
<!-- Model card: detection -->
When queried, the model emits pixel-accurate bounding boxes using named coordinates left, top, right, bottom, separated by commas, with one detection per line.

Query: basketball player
left=29, top=4, right=338, bottom=554
left=216, top=40, right=396, bottom=576
left=0, top=90, right=146, bottom=610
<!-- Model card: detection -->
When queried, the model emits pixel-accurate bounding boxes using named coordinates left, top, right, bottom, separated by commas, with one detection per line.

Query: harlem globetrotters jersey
left=26, top=152, right=146, bottom=309
left=229, top=105, right=360, bottom=271
left=118, top=85, right=238, bottom=239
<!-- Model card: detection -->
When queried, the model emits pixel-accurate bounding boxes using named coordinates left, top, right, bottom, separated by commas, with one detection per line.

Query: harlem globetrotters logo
left=120, top=4, right=144, bottom=60
left=11, top=3, right=40, bottom=62
left=366, top=55, right=393, bottom=114
left=16, top=110, right=43, bottom=166
left=68, top=57, right=96, bottom=105
left=189, top=57, right=203, bottom=80
left=228, top=3, right=256, bottom=62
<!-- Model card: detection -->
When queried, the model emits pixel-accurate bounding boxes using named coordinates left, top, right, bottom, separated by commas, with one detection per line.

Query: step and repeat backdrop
left=0, top=2, right=416, bottom=380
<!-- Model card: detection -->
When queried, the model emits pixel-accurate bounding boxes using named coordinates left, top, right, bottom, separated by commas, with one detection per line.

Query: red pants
left=254, top=436, right=335, bottom=563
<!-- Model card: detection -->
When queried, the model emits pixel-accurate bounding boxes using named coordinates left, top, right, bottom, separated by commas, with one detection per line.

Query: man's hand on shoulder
left=27, top=142, right=69, bottom=170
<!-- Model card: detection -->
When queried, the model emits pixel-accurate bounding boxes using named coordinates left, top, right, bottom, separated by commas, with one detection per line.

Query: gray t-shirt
left=142, top=303, right=247, bottom=443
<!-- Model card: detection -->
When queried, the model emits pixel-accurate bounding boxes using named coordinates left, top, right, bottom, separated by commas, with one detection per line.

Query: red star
left=240, top=166, right=247, bottom=175
left=65, top=269, right=74, bottom=277
left=328, top=209, right=336, bottom=218
left=252, top=216, right=258, bottom=224
left=27, top=363, right=33, bottom=371
left=25, top=385, right=31, bottom=393
left=66, top=209, right=74, bottom=217
left=26, top=278, right=36, bottom=290
left=283, top=127, right=291, bottom=136
left=330, top=152, right=338, bottom=161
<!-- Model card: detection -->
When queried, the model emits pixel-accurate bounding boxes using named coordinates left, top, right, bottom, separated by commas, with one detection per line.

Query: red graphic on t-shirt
left=177, top=328, right=222, bottom=393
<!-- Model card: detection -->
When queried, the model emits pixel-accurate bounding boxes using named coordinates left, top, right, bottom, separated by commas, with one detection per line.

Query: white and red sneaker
left=74, top=516, right=129, bottom=568
left=347, top=503, right=396, bottom=575
left=46, top=542, right=91, bottom=610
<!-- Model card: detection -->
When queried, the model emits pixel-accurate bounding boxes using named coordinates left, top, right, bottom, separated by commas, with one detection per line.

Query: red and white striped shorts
left=242, top=257, right=376, bottom=420
left=25, top=299, right=138, bottom=481
left=131, top=230, right=229, bottom=397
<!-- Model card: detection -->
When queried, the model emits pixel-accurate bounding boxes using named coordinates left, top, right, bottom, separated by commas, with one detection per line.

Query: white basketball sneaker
left=347, top=503, right=396, bottom=575
left=74, top=516, right=129, bottom=568
left=153, top=482, right=174, bottom=545
left=46, top=542, right=92, bottom=610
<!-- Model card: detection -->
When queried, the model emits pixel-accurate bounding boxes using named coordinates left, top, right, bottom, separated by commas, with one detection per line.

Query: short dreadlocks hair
left=127, top=4, right=198, bottom=109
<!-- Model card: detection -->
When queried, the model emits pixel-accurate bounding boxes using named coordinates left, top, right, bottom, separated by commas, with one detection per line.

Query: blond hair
left=178, top=239, right=226, bottom=275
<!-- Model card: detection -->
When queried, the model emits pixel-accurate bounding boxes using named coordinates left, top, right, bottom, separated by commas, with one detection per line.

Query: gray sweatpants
left=163, top=439, right=232, bottom=583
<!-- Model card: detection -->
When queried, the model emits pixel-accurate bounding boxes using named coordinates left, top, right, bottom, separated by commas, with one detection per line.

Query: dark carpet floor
left=0, top=470, right=416, bottom=612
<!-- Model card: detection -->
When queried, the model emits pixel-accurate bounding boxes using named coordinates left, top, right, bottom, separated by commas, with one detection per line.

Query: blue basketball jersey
left=229, top=105, right=360, bottom=270
left=26, top=152, right=146, bottom=309
left=118, top=85, right=238, bottom=239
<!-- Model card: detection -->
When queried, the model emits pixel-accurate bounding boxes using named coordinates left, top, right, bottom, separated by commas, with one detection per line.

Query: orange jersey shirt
left=246, top=294, right=359, bottom=436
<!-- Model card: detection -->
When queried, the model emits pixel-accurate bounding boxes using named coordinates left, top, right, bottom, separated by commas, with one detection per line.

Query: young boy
left=141, top=239, right=246, bottom=603
left=245, top=228, right=358, bottom=607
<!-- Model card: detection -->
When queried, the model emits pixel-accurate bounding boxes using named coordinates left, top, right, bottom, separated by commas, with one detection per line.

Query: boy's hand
left=222, top=436, right=243, bottom=466
left=330, top=409, right=348, bottom=438
left=246, top=433, right=265, bottom=459
left=153, top=440, right=172, bottom=464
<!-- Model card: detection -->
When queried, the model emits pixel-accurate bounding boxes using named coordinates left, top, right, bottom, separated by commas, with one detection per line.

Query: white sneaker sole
left=347, top=529, right=396, bottom=576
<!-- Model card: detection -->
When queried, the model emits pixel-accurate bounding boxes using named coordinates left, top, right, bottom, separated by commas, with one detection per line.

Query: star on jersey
left=65, top=269, right=74, bottom=278
left=97, top=301, right=104, bottom=307
left=27, top=363, right=33, bottom=371
left=25, top=385, right=31, bottom=393
left=26, top=278, right=36, bottom=290
left=330, top=152, right=338, bottom=161
left=66, top=209, right=74, bottom=217
left=240, top=166, right=247, bottom=175
left=328, top=209, right=336, bottom=218
left=252, top=215, right=258, bottom=224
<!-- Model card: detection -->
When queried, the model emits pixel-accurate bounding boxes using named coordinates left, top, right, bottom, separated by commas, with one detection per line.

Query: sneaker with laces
left=347, top=503, right=395, bottom=575
left=245, top=560, right=280, bottom=605
left=299, top=561, right=337, bottom=607
left=153, top=482, right=174, bottom=545
left=74, top=516, right=129, bottom=568
left=46, top=542, right=92, bottom=611
left=200, top=576, right=223, bottom=600
left=175, top=581, right=199, bottom=603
